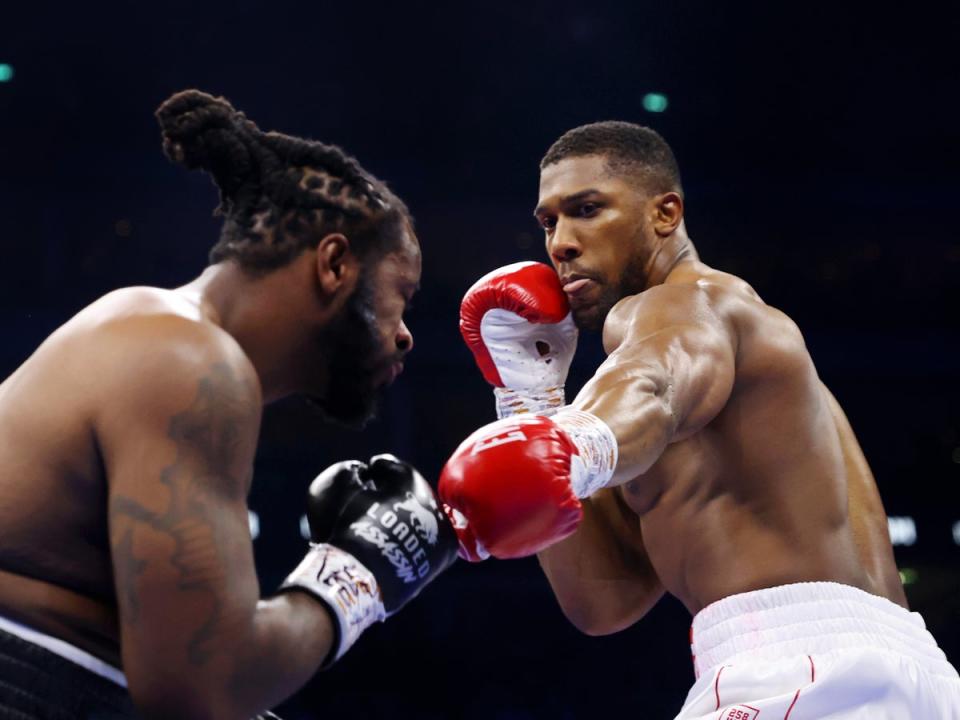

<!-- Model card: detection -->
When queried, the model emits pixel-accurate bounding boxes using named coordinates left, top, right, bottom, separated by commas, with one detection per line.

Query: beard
left=308, top=273, right=388, bottom=429
left=571, top=252, right=648, bottom=332
left=572, top=281, right=623, bottom=332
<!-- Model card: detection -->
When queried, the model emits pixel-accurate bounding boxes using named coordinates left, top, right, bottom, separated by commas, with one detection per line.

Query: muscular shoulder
left=77, top=286, right=246, bottom=369
left=675, top=266, right=811, bottom=380
left=692, top=269, right=811, bottom=373
left=76, top=289, right=262, bottom=450
left=601, top=269, right=747, bottom=352
left=601, top=264, right=808, bottom=374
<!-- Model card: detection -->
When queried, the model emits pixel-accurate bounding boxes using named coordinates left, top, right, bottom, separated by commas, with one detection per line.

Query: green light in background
left=643, top=92, right=668, bottom=113
left=898, top=568, right=918, bottom=586
left=0, top=64, right=14, bottom=83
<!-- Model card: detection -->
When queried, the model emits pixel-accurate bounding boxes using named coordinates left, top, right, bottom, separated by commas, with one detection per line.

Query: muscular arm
left=537, top=488, right=664, bottom=635
left=575, top=284, right=737, bottom=484
left=99, top=320, right=334, bottom=719
left=538, top=284, right=736, bottom=632
left=821, top=384, right=908, bottom=608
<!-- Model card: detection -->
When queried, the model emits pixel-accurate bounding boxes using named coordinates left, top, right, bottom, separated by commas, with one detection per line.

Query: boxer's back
left=616, top=263, right=892, bottom=614
left=0, top=287, right=207, bottom=663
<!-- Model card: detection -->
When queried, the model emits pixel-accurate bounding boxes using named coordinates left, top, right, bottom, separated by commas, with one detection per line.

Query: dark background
left=1, top=2, right=957, bottom=717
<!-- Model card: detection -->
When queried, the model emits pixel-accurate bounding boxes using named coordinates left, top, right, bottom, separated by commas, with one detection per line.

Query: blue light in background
left=643, top=92, right=668, bottom=112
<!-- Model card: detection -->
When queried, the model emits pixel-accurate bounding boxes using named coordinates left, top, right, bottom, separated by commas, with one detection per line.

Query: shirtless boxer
left=440, top=122, right=959, bottom=717
left=0, top=90, right=457, bottom=719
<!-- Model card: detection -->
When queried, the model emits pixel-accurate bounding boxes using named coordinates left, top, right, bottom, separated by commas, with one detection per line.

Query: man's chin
left=572, top=305, right=608, bottom=333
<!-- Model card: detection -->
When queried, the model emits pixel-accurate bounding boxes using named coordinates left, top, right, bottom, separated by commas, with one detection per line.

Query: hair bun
left=155, top=89, right=254, bottom=199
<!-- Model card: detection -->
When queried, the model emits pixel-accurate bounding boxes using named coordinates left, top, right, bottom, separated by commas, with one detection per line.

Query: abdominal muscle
left=618, top=412, right=873, bottom=615
left=637, top=489, right=870, bottom=616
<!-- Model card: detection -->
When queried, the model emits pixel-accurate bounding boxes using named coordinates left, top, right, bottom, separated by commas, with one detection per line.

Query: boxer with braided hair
left=0, top=90, right=457, bottom=719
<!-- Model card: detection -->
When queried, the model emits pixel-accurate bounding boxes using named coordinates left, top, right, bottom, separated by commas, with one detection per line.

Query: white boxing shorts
left=677, top=582, right=960, bottom=719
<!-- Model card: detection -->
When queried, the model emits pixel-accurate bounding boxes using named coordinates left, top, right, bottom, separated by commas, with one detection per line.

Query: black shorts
left=0, top=625, right=136, bottom=719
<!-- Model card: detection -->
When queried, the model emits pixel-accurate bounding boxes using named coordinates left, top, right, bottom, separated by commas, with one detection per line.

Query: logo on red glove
left=472, top=429, right=528, bottom=455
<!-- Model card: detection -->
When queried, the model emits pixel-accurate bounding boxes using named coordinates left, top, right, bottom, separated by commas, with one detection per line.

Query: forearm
left=537, top=490, right=664, bottom=635
left=234, top=593, right=336, bottom=714
left=571, top=371, right=674, bottom=485
left=439, top=388, right=670, bottom=561
left=573, top=296, right=736, bottom=485
left=131, top=593, right=334, bottom=720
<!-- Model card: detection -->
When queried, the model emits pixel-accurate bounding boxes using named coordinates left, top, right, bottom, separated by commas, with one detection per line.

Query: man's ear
left=315, top=233, right=358, bottom=296
left=652, top=192, right=684, bottom=237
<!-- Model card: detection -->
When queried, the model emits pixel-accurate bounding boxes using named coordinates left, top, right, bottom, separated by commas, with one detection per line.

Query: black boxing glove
left=279, top=454, right=458, bottom=664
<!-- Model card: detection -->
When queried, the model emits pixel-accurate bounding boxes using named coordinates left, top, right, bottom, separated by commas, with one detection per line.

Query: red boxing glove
left=439, top=410, right=619, bottom=561
left=460, top=262, right=577, bottom=418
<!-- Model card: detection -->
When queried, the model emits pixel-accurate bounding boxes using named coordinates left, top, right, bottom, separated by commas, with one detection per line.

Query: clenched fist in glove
left=280, top=455, right=458, bottom=664
left=460, top=262, right=578, bottom=418
left=439, top=410, right=618, bottom=562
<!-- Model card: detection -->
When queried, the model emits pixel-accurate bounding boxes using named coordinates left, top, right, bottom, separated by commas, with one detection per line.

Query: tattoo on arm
left=109, top=362, right=258, bottom=667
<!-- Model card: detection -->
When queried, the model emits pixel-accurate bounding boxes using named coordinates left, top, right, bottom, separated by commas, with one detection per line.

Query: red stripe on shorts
left=783, top=689, right=801, bottom=719
left=714, top=666, right=727, bottom=710
left=783, top=656, right=816, bottom=719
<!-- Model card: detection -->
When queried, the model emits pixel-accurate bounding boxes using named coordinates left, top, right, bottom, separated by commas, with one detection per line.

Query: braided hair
left=156, top=89, right=411, bottom=272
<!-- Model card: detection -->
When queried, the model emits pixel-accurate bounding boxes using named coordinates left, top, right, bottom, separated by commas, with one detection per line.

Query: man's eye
left=579, top=202, right=599, bottom=217
left=539, top=216, right=557, bottom=230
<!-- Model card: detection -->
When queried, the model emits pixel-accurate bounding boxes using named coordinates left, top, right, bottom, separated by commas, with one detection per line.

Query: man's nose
left=396, top=319, right=414, bottom=354
left=548, top=222, right=582, bottom=264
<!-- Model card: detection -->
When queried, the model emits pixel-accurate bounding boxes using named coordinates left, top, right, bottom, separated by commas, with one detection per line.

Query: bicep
left=574, top=320, right=736, bottom=480
left=101, top=357, right=262, bottom=711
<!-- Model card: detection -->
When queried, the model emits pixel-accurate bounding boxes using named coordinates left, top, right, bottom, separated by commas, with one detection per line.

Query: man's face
left=312, top=232, right=421, bottom=428
left=534, top=154, right=652, bottom=331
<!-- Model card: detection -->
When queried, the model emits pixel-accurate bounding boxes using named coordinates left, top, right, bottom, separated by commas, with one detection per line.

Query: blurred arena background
left=1, top=2, right=957, bottom=717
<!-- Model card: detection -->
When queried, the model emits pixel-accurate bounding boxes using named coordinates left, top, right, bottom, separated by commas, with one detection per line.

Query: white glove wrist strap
left=552, top=408, right=619, bottom=499
left=280, top=543, right=386, bottom=665
left=494, top=386, right=566, bottom=419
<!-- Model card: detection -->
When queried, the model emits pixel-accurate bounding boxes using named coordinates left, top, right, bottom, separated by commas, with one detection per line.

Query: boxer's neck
left=640, top=221, right=699, bottom=290
left=176, top=256, right=337, bottom=403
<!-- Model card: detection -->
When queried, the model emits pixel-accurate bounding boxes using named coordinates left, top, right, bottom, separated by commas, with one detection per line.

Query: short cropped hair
left=541, top=121, right=683, bottom=196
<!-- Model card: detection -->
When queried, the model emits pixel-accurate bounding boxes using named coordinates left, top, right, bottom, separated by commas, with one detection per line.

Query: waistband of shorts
left=0, top=613, right=127, bottom=687
left=689, top=582, right=956, bottom=680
